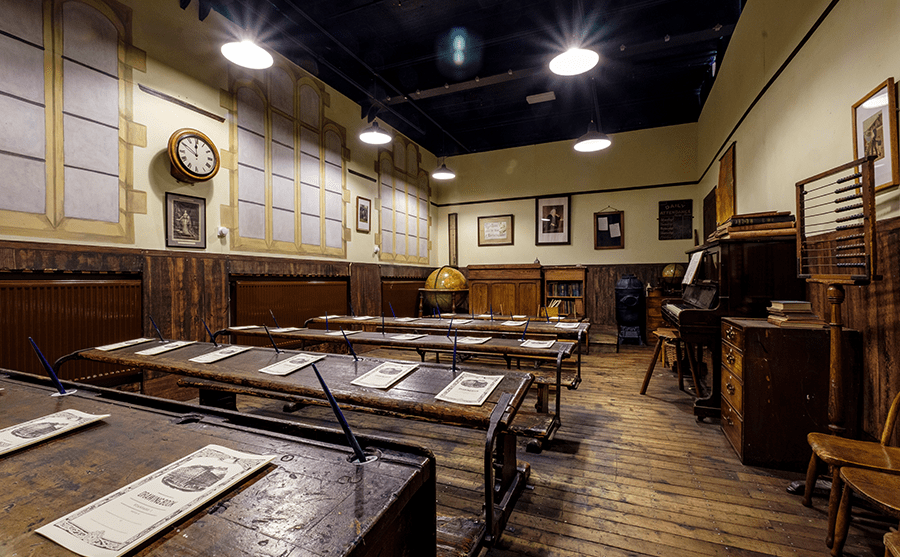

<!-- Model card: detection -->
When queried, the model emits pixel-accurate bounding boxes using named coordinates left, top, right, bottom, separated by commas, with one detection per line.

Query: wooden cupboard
left=467, top=263, right=542, bottom=316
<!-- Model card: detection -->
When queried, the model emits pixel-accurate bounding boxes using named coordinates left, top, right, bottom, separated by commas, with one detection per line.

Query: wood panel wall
left=583, top=263, right=673, bottom=327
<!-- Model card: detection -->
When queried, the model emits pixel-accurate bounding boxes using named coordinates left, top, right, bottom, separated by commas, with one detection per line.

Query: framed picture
left=165, top=192, right=206, bottom=249
left=356, top=196, right=371, bottom=233
left=535, top=194, right=571, bottom=245
left=477, top=214, right=514, bottom=246
left=852, top=78, right=899, bottom=193
left=594, top=210, right=624, bottom=249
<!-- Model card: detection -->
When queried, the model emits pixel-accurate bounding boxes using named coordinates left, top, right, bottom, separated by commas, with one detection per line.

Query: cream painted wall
left=697, top=0, right=900, bottom=219
left=433, top=123, right=700, bottom=266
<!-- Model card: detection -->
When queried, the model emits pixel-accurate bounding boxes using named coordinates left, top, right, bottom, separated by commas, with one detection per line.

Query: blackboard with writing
left=658, top=199, right=693, bottom=240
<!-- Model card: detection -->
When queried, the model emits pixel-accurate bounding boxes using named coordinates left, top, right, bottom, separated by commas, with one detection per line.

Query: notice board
left=658, top=199, right=693, bottom=240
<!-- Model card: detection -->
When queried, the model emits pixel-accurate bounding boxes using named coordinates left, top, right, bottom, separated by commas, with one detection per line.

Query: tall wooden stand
left=826, top=284, right=846, bottom=436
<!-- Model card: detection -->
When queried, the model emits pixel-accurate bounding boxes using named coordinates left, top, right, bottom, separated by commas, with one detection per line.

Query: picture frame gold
left=477, top=214, right=514, bottom=246
left=356, top=196, right=371, bottom=233
left=852, top=78, right=899, bottom=193
left=165, top=192, right=206, bottom=249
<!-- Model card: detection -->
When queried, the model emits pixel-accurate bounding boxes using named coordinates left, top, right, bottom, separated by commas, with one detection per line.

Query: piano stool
left=640, top=328, right=700, bottom=396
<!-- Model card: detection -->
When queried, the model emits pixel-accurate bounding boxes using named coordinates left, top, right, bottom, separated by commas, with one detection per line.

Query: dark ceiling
left=192, top=0, right=745, bottom=157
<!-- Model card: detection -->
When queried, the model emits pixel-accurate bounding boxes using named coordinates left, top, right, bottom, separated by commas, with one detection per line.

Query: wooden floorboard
left=227, top=338, right=889, bottom=557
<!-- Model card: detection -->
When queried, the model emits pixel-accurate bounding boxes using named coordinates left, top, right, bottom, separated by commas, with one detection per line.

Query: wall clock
left=167, top=128, right=220, bottom=183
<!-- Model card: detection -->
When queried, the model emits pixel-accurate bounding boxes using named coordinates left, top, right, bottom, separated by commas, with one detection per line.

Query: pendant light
left=574, top=77, right=611, bottom=152
left=549, top=48, right=599, bottom=76
left=431, top=158, right=456, bottom=180
left=221, top=40, right=273, bottom=69
left=359, top=120, right=392, bottom=145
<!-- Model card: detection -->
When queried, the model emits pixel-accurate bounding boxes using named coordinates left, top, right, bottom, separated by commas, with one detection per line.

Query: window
left=231, top=70, right=347, bottom=256
left=378, top=138, right=430, bottom=264
left=0, top=0, right=141, bottom=242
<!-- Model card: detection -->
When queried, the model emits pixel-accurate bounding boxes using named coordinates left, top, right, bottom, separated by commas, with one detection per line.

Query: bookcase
left=544, top=266, right=585, bottom=319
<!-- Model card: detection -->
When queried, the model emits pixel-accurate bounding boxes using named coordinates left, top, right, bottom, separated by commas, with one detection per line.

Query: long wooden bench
left=54, top=339, right=532, bottom=552
left=217, top=325, right=580, bottom=451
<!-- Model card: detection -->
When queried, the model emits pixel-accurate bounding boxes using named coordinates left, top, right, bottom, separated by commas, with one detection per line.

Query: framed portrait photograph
left=852, top=78, right=899, bottom=193
left=535, top=195, right=571, bottom=245
left=594, top=210, right=624, bottom=249
left=165, top=192, right=206, bottom=249
left=356, top=196, right=371, bottom=233
left=478, top=214, right=514, bottom=246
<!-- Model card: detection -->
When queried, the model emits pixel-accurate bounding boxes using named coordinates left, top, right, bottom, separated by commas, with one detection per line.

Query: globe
left=661, top=263, right=686, bottom=290
left=424, top=266, right=467, bottom=313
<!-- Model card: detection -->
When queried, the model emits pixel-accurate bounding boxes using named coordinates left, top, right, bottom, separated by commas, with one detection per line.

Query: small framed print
left=165, top=192, right=206, bottom=249
left=478, top=214, right=514, bottom=246
left=852, top=78, right=900, bottom=193
left=356, top=196, right=371, bottom=233
left=535, top=194, right=571, bottom=245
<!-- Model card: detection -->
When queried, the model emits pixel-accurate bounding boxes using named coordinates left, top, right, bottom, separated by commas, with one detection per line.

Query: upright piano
left=661, top=237, right=805, bottom=420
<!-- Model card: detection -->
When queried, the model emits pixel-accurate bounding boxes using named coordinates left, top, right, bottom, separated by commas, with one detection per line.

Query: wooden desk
left=304, top=314, right=592, bottom=354
left=217, top=325, right=581, bottom=452
left=55, top=341, right=532, bottom=547
left=0, top=369, right=436, bottom=556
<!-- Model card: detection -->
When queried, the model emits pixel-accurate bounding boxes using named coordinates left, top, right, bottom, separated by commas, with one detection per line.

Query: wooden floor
left=228, top=335, right=891, bottom=557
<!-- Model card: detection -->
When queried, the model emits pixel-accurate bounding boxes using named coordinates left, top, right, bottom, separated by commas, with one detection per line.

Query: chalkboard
left=658, top=199, right=693, bottom=240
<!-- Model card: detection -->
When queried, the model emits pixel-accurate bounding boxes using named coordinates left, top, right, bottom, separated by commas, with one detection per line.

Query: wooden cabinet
left=544, top=266, right=585, bottom=319
left=720, top=317, right=860, bottom=470
left=467, top=264, right=542, bottom=316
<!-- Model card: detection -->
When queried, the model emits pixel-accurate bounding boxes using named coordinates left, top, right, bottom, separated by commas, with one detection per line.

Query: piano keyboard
left=663, top=303, right=684, bottom=317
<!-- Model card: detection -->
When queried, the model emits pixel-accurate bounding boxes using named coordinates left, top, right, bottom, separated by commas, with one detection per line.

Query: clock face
left=177, top=135, right=217, bottom=177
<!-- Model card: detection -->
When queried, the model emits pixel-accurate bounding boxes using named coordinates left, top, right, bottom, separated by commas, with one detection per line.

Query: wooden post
left=827, top=284, right=846, bottom=436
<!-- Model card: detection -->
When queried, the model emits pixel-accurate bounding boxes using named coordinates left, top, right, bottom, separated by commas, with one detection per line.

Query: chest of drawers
left=720, top=317, right=860, bottom=470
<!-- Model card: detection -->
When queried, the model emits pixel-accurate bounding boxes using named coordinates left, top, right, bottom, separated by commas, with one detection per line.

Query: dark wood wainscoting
left=583, top=263, right=673, bottom=327
left=0, top=277, right=142, bottom=385
left=231, top=278, right=350, bottom=332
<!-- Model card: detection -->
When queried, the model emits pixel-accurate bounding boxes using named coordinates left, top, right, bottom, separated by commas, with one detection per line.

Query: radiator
left=0, top=279, right=142, bottom=383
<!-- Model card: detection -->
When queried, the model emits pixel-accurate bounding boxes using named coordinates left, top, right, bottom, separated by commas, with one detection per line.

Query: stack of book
left=767, top=300, right=826, bottom=329
left=707, top=211, right=796, bottom=241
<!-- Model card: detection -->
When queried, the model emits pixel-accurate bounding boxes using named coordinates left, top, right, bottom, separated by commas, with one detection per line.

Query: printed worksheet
left=351, top=362, right=419, bottom=389
left=391, top=334, right=426, bottom=341
left=188, top=346, right=252, bottom=363
left=394, top=317, right=418, bottom=322
left=501, top=320, right=527, bottom=327
left=229, top=325, right=259, bottom=330
left=352, top=316, right=376, bottom=321
left=135, top=340, right=195, bottom=356
left=37, top=445, right=273, bottom=557
left=325, top=329, right=360, bottom=336
left=269, top=327, right=302, bottom=333
left=435, top=372, right=503, bottom=406
left=0, top=410, right=109, bottom=457
left=95, top=338, right=154, bottom=352
left=258, top=353, right=326, bottom=376
left=554, top=322, right=580, bottom=329
left=457, top=336, right=492, bottom=345
left=520, top=339, right=555, bottom=349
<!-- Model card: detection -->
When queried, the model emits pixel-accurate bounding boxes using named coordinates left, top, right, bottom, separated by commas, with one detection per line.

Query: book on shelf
left=767, top=318, right=827, bottom=329
left=728, top=220, right=796, bottom=232
left=726, top=212, right=795, bottom=227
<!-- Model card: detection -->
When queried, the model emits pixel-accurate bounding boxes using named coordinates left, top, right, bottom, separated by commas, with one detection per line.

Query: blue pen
left=389, top=302, right=396, bottom=318
left=325, top=314, right=329, bottom=331
left=521, top=318, right=530, bottom=340
left=312, top=364, right=367, bottom=463
left=447, top=318, right=453, bottom=338
left=269, top=309, right=280, bottom=328
left=452, top=329, right=458, bottom=373
left=263, top=325, right=281, bottom=354
left=201, top=318, right=218, bottom=346
left=28, top=337, right=72, bottom=396
left=349, top=303, right=355, bottom=317
left=436, top=304, right=441, bottom=319
left=149, top=315, right=165, bottom=342
left=381, top=312, right=386, bottom=335
left=544, top=307, right=550, bottom=322
left=340, top=328, right=358, bottom=361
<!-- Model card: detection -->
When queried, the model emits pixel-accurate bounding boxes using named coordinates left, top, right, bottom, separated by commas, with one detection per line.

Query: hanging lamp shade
left=221, top=40, right=273, bottom=69
left=431, top=162, right=456, bottom=180
left=573, top=120, right=611, bottom=152
left=549, top=47, right=599, bottom=76
left=359, top=121, right=392, bottom=145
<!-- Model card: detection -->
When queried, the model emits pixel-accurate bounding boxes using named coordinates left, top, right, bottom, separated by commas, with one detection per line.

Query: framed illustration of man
left=535, top=195, right=571, bottom=245
left=356, top=196, right=371, bottom=233
left=165, top=192, right=206, bottom=249
left=852, top=78, right=899, bottom=193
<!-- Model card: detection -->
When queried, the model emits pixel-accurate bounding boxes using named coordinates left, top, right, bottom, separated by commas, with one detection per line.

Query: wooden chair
left=640, top=328, right=699, bottom=396
left=803, top=390, right=900, bottom=548
left=831, top=467, right=900, bottom=556
left=884, top=530, right=900, bottom=557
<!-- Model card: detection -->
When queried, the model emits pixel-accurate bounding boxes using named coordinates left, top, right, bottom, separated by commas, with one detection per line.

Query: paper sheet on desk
left=37, top=444, right=273, bottom=557
left=435, top=372, right=503, bottom=406
left=0, top=409, right=109, bottom=457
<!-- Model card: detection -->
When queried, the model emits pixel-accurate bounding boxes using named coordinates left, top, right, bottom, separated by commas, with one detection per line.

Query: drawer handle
left=726, top=382, right=736, bottom=395
left=724, top=416, right=734, bottom=427
left=725, top=327, right=736, bottom=341
left=726, top=350, right=736, bottom=365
